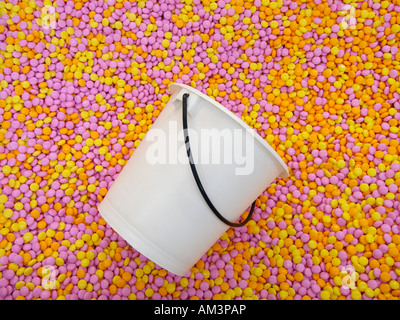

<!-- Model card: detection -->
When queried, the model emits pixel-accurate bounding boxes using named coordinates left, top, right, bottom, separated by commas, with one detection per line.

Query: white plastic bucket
left=98, top=83, right=289, bottom=276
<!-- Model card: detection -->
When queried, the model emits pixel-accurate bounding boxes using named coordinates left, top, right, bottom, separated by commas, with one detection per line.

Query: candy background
left=1, top=0, right=400, bottom=300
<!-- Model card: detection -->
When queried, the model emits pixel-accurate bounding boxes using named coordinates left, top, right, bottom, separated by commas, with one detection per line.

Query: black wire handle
left=182, top=93, right=256, bottom=228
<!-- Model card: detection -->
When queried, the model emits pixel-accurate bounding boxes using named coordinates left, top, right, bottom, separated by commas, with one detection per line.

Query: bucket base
left=98, top=199, right=190, bottom=276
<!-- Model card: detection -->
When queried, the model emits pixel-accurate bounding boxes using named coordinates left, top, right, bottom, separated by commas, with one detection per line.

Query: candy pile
left=1, top=0, right=400, bottom=300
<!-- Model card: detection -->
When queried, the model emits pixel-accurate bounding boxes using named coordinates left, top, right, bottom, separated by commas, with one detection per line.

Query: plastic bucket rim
left=169, top=83, right=290, bottom=179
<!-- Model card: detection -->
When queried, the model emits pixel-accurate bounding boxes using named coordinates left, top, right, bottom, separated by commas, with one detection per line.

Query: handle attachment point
left=182, top=93, right=255, bottom=228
